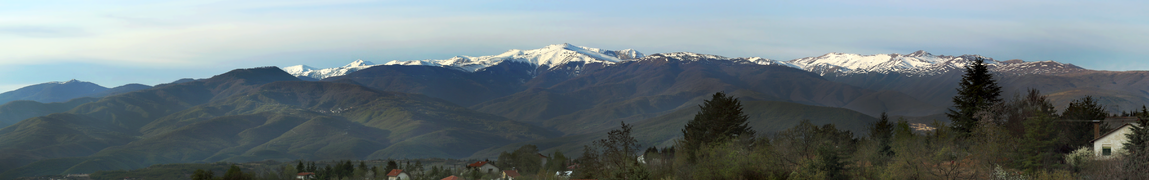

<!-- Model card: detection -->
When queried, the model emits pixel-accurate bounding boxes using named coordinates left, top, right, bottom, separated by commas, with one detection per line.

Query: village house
left=467, top=161, right=500, bottom=174
left=500, top=170, right=521, bottom=180
left=538, top=153, right=548, bottom=168
left=1093, top=123, right=1139, bottom=157
left=386, top=169, right=409, bottom=180
left=296, top=172, right=315, bottom=180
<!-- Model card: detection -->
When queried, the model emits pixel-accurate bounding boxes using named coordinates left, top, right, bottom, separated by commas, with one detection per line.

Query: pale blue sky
left=1, top=0, right=1147, bottom=92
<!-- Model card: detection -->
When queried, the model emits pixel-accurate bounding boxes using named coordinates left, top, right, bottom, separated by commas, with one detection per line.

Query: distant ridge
left=0, top=80, right=151, bottom=105
left=284, top=45, right=1088, bottom=79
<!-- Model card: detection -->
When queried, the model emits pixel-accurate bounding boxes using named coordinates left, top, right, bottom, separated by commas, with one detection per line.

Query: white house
left=296, top=172, right=315, bottom=180
left=467, top=161, right=500, bottom=174
left=386, top=169, right=409, bottom=180
left=1093, top=123, right=1138, bottom=157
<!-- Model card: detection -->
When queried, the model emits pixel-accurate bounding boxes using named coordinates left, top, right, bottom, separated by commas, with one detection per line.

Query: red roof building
left=467, top=161, right=488, bottom=167
left=387, top=169, right=403, bottom=176
left=296, top=172, right=315, bottom=180
left=441, top=175, right=462, bottom=180
left=386, top=169, right=409, bottom=180
left=502, top=170, right=521, bottom=180
left=467, top=161, right=500, bottom=174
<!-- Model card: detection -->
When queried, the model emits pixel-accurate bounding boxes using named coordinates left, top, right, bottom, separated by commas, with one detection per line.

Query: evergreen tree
left=947, top=57, right=1003, bottom=136
left=1018, top=111, right=1058, bottom=172
left=308, top=162, right=317, bottom=172
left=1124, top=113, right=1149, bottom=178
left=868, top=112, right=895, bottom=164
left=1060, top=96, right=1109, bottom=152
left=297, top=161, right=305, bottom=173
left=385, top=160, right=398, bottom=174
left=344, top=160, right=354, bottom=178
left=681, top=92, right=755, bottom=162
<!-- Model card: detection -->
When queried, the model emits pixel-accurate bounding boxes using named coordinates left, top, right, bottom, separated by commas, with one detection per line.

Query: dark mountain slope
left=470, top=100, right=879, bottom=159
left=0, top=97, right=99, bottom=129
left=0, top=72, right=558, bottom=178
left=828, top=70, right=1149, bottom=114
left=327, top=63, right=534, bottom=107
left=473, top=54, right=934, bottom=134
left=87, top=84, right=152, bottom=98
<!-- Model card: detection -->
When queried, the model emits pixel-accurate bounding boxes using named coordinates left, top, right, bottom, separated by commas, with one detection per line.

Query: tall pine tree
left=1060, top=96, right=1109, bottom=152
left=680, top=92, right=755, bottom=162
left=869, top=112, right=894, bottom=164
left=1123, top=114, right=1149, bottom=178
left=947, top=57, right=1002, bottom=136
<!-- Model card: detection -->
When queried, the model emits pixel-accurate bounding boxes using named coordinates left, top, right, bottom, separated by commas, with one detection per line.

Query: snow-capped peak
left=49, top=79, right=86, bottom=84
left=343, top=59, right=375, bottom=67
left=383, top=43, right=643, bottom=72
left=907, top=50, right=931, bottom=57
left=282, top=60, right=375, bottom=80
left=281, top=65, right=317, bottom=75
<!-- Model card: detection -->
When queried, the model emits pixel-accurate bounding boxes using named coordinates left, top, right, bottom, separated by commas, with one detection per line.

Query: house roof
left=441, top=175, right=462, bottom=180
left=538, top=153, right=548, bottom=158
left=503, top=170, right=521, bottom=177
left=467, top=161, right=488, bottom=167
left=1093, top=122, right=1139, bottom=143
left=387, top=169, right=404, bottom=177
left=297, top=172, right=314, bottom=176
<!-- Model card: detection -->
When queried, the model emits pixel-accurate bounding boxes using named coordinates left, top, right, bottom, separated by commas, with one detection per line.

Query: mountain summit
left=384, top=43, right=645, bottom=72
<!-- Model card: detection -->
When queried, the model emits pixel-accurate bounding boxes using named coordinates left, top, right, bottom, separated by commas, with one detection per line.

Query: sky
left=1, top=0, right=1147, bottom=92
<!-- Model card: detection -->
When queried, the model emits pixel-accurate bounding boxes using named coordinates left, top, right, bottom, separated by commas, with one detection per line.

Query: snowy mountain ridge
left=639, top=52, right=797, bottom=68
left=283, top=60, right=376, bottom=80
left=281, top=44, right=1086, bottom=80
left=785, top=50, right=1086, bottom=76
left=383, top=43, right=643, bottom=72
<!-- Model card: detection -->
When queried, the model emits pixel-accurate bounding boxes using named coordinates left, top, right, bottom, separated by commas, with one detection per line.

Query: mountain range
left=286, top=44, right=1148, bottom=117
left=0, top=43, right=1146, bottom=179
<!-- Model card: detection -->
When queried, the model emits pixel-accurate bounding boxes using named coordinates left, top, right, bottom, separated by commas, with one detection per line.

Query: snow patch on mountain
left=384, top=43, right=643, bottom=72
left=785, top=50, right=1084, bottom=76
left=640, top=52, right=798, bottom=68
left=48, top=79, right=87, bottom=84
left=285, top=60, right=376, bottom=80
